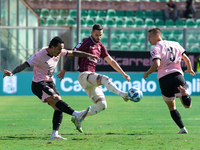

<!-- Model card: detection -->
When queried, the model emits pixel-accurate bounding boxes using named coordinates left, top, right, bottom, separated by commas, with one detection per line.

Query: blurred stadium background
left=1, top=0, right=200, bottom=96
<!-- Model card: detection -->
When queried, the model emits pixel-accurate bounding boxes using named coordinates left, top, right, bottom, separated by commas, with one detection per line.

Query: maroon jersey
left=73, top=36, right=109, bottom=72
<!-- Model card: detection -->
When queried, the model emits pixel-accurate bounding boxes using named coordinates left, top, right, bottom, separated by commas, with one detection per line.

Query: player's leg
left=32, top=81, right=66, bottom=139
left=50, top=110, right=66, bottom=140
left=78, top=73, right=107, bottom=116
left=159, top=73, right=188, bottom=134
left=174, top=74, right=192, bottom=108
left=45, top=95, right=90, bottom=133
left=177, top=86, right=191, bottom=108
left=87, top=98, right=107, bottom=116
left=173, top=75, right=190, bottom=133
left=44, top=82, right=90, bottom=123
left=87, top=73, right=129, bottom=102
left=77, top=72, right=107, bottom=120
left=32, top=81, right=87, bottom=136
left=163, top=95, right=188, bottom=134
left=80, top=85, right=107, bottom=117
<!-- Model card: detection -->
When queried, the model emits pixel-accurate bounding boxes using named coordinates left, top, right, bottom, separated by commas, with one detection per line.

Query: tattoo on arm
left=12, top=62, right=29, bottom=75
left=72, top=51, right=92, bottom=57
left=63, top=56, right=73, bottom=71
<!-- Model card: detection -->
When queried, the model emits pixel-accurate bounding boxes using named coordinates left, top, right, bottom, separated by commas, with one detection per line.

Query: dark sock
left=170, top=109, right=184, bottom=129
left=53, top=110, right=63, bottom=130
left=55, top=100, right=74, bottom=115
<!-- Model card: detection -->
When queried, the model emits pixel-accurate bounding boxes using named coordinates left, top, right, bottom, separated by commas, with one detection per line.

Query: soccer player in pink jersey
left=57, top=24, right=131, bottom=132
left=3, top=36, right=98, bottom=140
left=143, top=28, right=195, bottom=134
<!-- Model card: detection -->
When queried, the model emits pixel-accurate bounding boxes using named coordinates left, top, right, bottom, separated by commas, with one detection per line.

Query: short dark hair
left=92, top=24, right=103, bottom=31
left=49, top=36, right=64, bottom=48
left=148, top=28, right=162, bottom=36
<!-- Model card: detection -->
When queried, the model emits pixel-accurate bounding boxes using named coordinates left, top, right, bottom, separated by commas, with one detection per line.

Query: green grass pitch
left=0, top=95, right=200, bottom=150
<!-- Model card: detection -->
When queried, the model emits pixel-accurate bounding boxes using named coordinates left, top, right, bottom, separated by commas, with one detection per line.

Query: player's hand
left=143, top=72, right=148, bottom=80
left=56, top=69, right=66, bottom=82
left=123, top=74, right=131, bottom=82
left=185, top=69, right=195, bottom=76
left=3, top=70, right=13, bottom=78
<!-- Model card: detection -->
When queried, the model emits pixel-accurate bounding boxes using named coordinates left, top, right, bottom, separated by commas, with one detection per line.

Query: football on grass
left=128, top=88, right=143, bottom=102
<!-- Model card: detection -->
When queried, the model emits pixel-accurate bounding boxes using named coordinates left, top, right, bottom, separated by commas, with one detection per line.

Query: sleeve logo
left=150, top=51, right=155, bottom=57
left=28, top=57, right=34, bottom=61
left=76, top=43, right=82, bottom=48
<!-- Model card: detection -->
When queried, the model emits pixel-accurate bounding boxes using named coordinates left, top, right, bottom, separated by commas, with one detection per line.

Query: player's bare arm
left=143, top=59, right=160, bottom=79
left=3, top=62, right=29, bottom=78
left=104, top=55, right=131, bottom=82
left=182, top=54, right=195, bottom=76
left=67, top=50, right=98, bottom=60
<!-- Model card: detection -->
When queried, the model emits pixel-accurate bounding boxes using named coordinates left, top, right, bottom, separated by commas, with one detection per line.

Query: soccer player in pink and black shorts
left=57, top=24, right=131, bottom=132
left=3, top=36, right=98, bottom=139
left=143, top=28, right=195, bottom=134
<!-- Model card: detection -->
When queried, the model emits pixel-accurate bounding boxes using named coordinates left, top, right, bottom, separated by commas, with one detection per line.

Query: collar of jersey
left=90, top=36, right=97, bottom=44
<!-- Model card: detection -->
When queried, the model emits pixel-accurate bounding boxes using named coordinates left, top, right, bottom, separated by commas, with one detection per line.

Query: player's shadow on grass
left=0, top=135, right=48, bottom=140
left=61, top=133, right=87, bottom=141
left=0, top=133, right=87, bottom=141
left=106, top=132, right=153, bottom=135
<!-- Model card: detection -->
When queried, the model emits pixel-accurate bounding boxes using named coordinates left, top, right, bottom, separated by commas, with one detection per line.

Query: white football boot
left=50, top=134, right=67, bottom=140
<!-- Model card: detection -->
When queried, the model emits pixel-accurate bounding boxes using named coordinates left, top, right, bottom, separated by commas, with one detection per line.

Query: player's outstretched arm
left=104, top=55, right=131, bottom=82
left=143, top=59, right=160, bottom=80
left=182, top=53, right=195, bottom=76
left=3, top=62, right=29, bottom=78
left=67, top=50, right=98, bottom=60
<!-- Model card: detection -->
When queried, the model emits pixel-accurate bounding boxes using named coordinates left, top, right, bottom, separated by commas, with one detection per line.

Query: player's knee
left=100, top=75, right=110, bottom=85
left=97, top=100, right=107, bottom=111
left=45, top=95, right=60, bottom=104
left=182, top=95, right=191, bottom=108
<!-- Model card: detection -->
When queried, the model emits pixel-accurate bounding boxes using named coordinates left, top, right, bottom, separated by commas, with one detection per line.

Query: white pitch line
left=0, top=118, right=200, bottom=121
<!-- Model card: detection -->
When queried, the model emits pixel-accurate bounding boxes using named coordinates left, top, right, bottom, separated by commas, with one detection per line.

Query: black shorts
left=159, top=72, right=187, bottom=97
left=31, top=81, right=60, bottom=102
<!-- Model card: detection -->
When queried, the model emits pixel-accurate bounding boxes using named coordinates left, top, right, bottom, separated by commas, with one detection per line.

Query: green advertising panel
left=1, top=72, right=200, bottom=96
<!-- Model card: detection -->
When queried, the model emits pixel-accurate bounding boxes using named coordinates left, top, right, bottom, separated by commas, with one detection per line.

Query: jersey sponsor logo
left=76, top=43, right=82, bottom=48
left=98, top=46, right=101, bottom=52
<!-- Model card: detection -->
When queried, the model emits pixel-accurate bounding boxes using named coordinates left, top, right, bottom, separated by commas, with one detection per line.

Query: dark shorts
left=31, top=81, right=60, bottom=102
left=159, top=72, right=187, bottom=97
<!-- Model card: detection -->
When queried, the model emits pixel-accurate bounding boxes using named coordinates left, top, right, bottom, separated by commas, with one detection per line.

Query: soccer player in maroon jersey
left=57, top=24, right=131, bottom=132
left=3, top=36, right=98, bottom=139
left=143, top=28, right=195, bottom=134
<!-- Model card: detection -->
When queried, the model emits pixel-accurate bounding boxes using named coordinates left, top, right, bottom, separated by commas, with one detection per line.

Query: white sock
left=52, top=130, right=58, bottom=136
left=72, top=111, right=79, bottom=117
left=87, top=74, right=126, bottom=97
left=72, top=110, right=87, bottom=118
left=181, top=127, right=186, bottom=130
left=120, top=91, right=126, bottom=98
